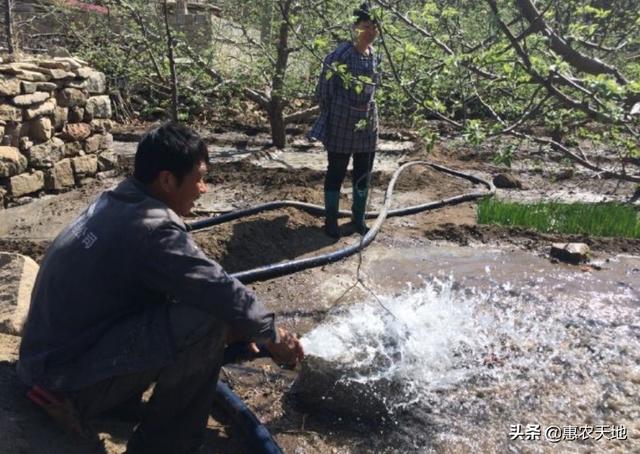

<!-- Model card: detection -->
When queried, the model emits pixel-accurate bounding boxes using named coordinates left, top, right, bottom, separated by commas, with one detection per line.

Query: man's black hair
left=353, top=2, right=375, bottom=24
left=134, top=122, right=209, bottom=185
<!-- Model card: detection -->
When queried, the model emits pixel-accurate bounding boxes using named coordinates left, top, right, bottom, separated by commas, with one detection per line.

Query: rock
left=53, top=57, right=82, bottom=69
left=0, top=187, right=5, bottom=208
left=90, top=119, right=113, bottom=133
left=550, top=243, right=590, bottom=264
left=0, top=252, right=39, bottom=336
left=0, top=64, right=20, bottom=75
left=85, top=133, right=112, bottom=153
left=27, top=117, right=52, bottom=143
left=61, top=122, right=91, bottom=141
left=20, top=81, right=38, bottom=94
left=35, top=82, right=58, bottom=92
left=68, top=106, right=85, bottom=123
left=96, top=169, right=119, bottom=180
left=291, top=355, right=402, bottom=423
left=72, top=155, right=98, bottom=176
left=0, top=124, right=4, bottom=142
left=63, top=141, right=83, bottom=157
left=56, top=87, right=87, bottom=108
left=26, top=137, right=64, bottom=168
left=65, top=79, right=88, bottom=90
left=0, top=146, right=28, bottom=177
left=97, top=151, right=119, bottom=171
left=14, top=63, right=40, bottom=72
left=0, top=104, right=21, bottom=122
left=102, top=132, right=113, bottom=149
left=16, top=70, right=49, bottom=82
left=39, top=60, right=72, bottom=71
left=19, top=137, right=33, bottom=153
left=45, top=158, right=75, bottom=191
left=73, top=67, right=94, bottom=78
left=493, top=173, right=523, bottom=189
left=9, top=171, right=45, bottom=197
left=53, top=106, right=68, bottom=131
left=86, top=71, right=107, bottom=94
left=0, top=77, right=21, bottom=96
left=12, top=91, right=50, bottom=107
left=24, top=99, right=57, bottom=120
left=84, top=95, right=112, bottom=120
left=84, top=134, right=101, bottom=154
left=36, top=68, right=75, bottom=80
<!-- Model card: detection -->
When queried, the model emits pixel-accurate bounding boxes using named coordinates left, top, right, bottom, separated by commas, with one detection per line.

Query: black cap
left=353, top=3, right=374, bottom=24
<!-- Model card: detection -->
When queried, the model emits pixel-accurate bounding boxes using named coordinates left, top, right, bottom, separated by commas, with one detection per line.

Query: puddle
left=299, top=244, right=640, bottom=451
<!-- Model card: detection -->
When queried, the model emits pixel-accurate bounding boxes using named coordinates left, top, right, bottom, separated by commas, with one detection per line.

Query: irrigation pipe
left=188, top=161, right=495, bottom=284
left=214, top=381, right=283, bottom=454
left=204, top=161, right=492, bottom=453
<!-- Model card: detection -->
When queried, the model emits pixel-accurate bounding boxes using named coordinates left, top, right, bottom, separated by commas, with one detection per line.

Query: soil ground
left=0, top=124, right=638, bottom=453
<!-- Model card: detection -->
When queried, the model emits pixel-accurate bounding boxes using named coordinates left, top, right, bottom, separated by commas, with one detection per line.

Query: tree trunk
left=268, top=102, right=286, bottom=149
left=163, top=0, right=179, bottom=121
left=269, top=0, right=293, bottom=148
left=4, top=0, right=15, bottom=54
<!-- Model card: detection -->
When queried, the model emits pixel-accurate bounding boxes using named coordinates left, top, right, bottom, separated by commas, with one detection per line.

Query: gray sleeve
left=139, top=221, right=277, bottom=343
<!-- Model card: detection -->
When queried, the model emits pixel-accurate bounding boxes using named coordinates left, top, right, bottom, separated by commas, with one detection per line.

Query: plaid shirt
left=308, top=42, right=380, bottom=154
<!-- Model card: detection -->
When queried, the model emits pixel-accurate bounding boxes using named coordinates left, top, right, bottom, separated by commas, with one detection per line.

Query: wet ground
left=0, top=125, right=639, bottom=453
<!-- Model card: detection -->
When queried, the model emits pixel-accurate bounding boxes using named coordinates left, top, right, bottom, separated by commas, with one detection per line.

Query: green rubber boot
left=324, top=190, right=340, bottom=238
left=351, top=186, right=369, bottom=235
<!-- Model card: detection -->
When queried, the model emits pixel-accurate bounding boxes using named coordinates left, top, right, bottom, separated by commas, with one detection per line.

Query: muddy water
left=300, top=245, right=640, bottom=452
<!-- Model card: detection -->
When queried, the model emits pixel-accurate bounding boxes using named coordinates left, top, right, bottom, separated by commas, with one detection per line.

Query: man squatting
left=18, top=122, right=305, bottom=454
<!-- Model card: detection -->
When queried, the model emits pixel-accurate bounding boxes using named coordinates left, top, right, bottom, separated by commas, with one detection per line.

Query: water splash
left=303, top=277, right=490, bottom=394
left=299, top=267, right=640, bottom=452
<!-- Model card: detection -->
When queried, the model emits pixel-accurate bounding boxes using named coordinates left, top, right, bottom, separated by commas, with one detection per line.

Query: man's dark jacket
left=18, top=178, right=276, bottom=391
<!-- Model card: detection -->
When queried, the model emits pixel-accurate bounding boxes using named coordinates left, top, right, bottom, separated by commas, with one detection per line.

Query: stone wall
left=0, top=56, right=116, bottom=208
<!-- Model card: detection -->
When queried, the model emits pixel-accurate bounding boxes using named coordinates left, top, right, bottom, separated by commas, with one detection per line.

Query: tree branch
left=516, top=0, right=628, bottom=84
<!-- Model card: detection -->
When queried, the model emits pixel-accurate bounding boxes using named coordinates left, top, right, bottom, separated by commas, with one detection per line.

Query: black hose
left=205, top=161, right=493, bottom=453
left=214, top=381, right=283, bottom=454
left=188, top=161, right=495, bottom=284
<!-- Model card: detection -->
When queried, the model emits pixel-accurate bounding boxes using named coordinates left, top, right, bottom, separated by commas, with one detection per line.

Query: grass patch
left=477, top=199, right=640, bottom=239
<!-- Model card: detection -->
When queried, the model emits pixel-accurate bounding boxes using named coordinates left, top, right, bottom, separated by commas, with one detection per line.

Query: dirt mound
left=206, top=160, right=325, bottom=188
left=193, top=208, right=337, bottom=274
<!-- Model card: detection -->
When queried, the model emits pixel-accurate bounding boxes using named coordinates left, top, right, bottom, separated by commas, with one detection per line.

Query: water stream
left=299, top=247, right=640, bottom=452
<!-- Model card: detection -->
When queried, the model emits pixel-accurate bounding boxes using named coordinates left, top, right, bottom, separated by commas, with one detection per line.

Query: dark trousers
left=70, top=305, right=226, bottom=454
left=324, top=151, right=376, bottom=192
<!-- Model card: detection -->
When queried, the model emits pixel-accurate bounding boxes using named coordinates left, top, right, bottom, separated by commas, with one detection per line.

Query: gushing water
left=299, top=252, right=640, bottom=452
left=302, top=278, right=492, bottom=398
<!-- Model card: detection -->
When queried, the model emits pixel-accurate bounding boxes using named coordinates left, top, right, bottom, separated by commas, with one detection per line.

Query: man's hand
left=264, top=327, right=304, bottom=368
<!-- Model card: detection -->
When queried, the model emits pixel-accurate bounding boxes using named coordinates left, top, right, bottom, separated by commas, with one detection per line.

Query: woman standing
left=309, top=3, right=380, bottom=238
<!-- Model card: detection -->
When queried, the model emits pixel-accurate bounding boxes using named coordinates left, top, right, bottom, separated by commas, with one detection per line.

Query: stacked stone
left=0, top=57, right=117, bottom=208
